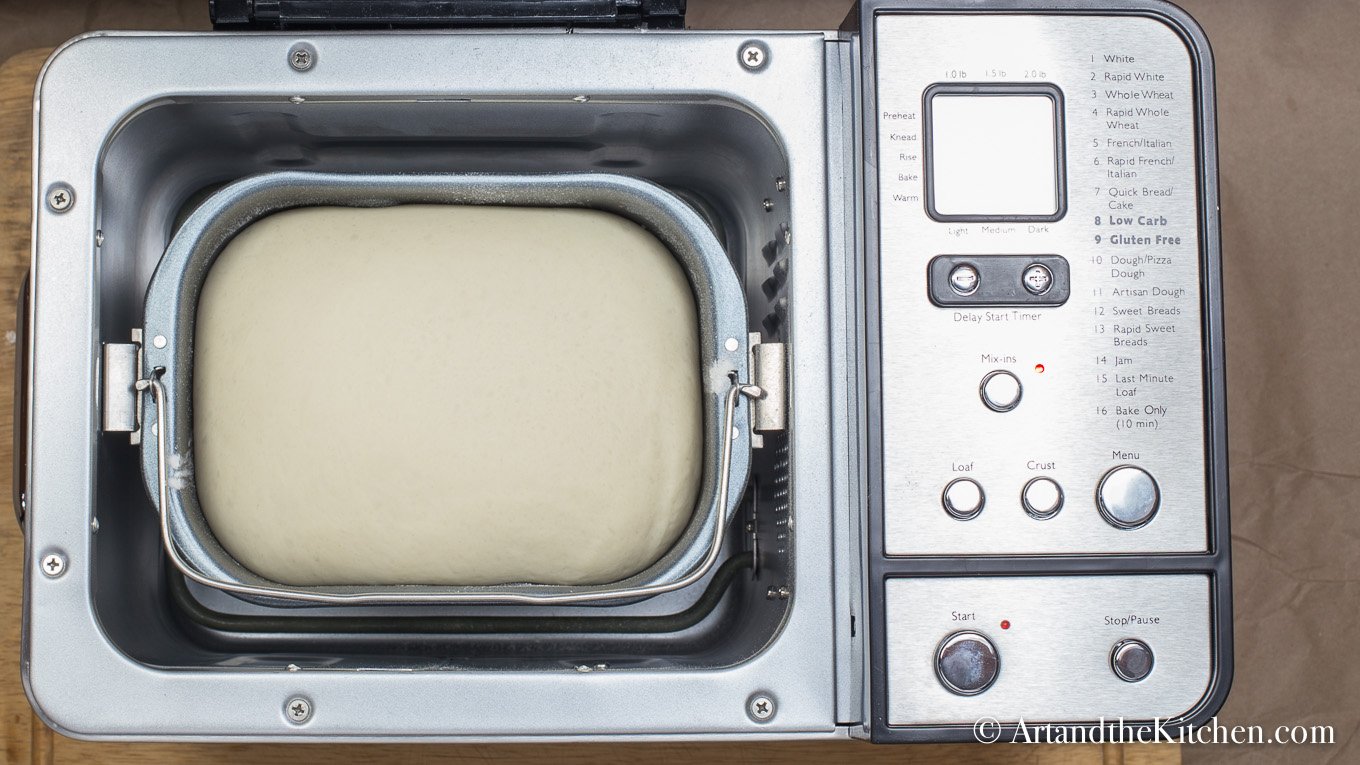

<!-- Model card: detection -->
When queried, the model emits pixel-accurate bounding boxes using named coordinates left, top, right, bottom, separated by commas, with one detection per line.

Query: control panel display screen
left=926, top=89, right=1062, bottom=220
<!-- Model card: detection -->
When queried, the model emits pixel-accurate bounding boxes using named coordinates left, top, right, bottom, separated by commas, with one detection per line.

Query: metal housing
left=23, top=30, right=836, bottom=739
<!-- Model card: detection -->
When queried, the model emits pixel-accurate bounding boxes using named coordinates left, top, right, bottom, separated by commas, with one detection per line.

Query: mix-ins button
left=979, top=370, right=1023, bottom=412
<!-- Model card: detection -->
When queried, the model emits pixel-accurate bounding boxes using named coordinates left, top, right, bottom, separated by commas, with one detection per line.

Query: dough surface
left=193, top=204, right=703, bottom=586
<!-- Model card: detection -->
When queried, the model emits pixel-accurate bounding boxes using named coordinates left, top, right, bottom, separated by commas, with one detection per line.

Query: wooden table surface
left=0, top=47, right=1179, bottom=765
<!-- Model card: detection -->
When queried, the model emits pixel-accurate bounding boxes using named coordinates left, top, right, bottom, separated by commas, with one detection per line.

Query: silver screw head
left=288, top=44, right=315, bottom=72
left=949, top=264, right=980, bottom=295
left=45, top=184, right=74, bottom=213
left=746, top=693, right=776, bottom=722
left=40, top=553, right=66, bottom=578
left=739, top=42, right=768, bottom=71
left=285, top=697, right=312, bottom=724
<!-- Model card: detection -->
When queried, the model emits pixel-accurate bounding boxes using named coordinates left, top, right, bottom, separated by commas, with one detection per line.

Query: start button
left=936, top=631, right=1000, bottom=696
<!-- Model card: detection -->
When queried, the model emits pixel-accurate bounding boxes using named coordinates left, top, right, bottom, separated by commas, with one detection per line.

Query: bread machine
left=15, top=0, right=1231, bottom=743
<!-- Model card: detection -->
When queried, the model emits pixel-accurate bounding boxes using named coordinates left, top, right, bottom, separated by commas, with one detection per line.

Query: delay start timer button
left=1111, top=639, right=1155, bottom=683
left=1097, top=466, right=1161, bottom=529
left=936, top=631, right=1000, bottom=696
left=942, top=477, right=985, bottom=520
left=1022, top=263, right=1053, bottom=295
left=979, top=370, right=1022, bottom=412
left=949, top=263, right=980, bottom=295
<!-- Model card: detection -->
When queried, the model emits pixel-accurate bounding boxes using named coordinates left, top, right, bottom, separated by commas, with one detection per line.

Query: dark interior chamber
left=91, top=96, right=795, bottom=673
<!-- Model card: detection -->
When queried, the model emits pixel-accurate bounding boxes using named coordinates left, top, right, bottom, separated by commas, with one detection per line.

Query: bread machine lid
left=210, top=0, right=687, bottom=30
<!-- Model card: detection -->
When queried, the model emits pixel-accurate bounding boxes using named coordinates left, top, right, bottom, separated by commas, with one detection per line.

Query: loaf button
left=942, top=478, right=985, bottom=520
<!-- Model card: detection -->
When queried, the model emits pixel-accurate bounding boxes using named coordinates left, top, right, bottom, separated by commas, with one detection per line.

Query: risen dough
left=193, top=205, right=702, bottom=586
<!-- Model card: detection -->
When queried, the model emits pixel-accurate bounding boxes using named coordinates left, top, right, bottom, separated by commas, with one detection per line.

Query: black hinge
left=211, top=0, right=686, bottom=30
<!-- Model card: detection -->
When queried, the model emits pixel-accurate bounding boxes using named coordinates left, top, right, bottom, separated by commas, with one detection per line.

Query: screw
left=285, top=697, right=312, bottom=724
left=288, top=44, right=315, bottom=72
left=40, top=553, right=66, bottom=578
left=739, top=42, right=769, bottom=71
left=45, top=184, right=74, bottom=213
left=747, top=693, right=776, bottom=723
left=775, top=176, right=788, bottom=192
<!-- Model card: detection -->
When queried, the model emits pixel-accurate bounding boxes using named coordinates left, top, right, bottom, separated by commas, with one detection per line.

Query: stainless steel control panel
left=876, top=14, right=1208, bottom=555
left=859, top=2, right=1229, bottom=743
left=885, top=576, right=1213, bottom=724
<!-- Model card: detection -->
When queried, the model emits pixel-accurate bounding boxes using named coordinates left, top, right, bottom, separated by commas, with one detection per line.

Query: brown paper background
left=2, top=0, right=1356, bottom=762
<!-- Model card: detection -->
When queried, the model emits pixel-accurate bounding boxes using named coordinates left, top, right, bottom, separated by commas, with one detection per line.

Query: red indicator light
left=1000, top=620, right=1011, bottom=630
left=1034, top=364, right=1046, bottom=374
